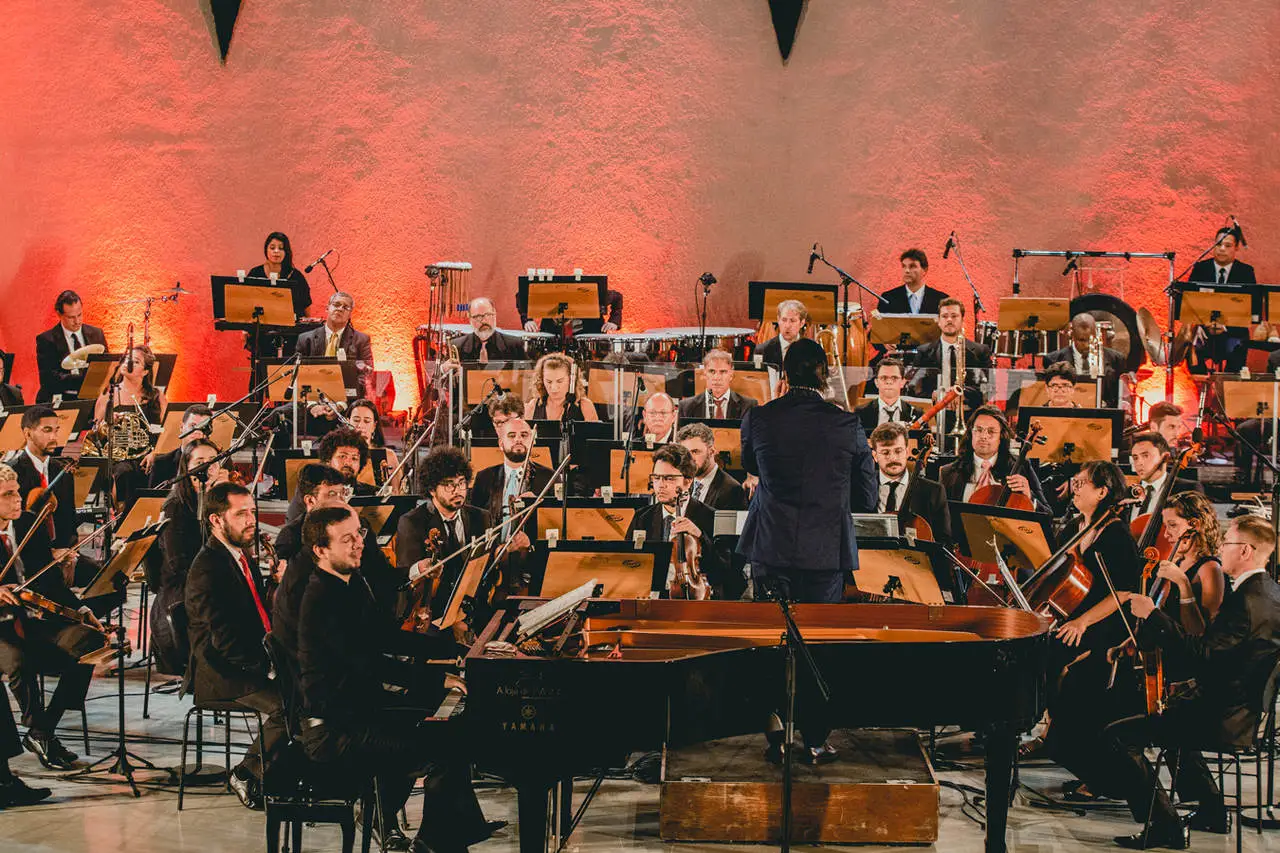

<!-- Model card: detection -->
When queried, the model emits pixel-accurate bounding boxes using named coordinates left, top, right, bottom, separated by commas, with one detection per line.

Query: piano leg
left=516, top=780, right=554, bottom=853
left=982, top=724, right=1018, bottom=853
left=558, top=776, right=573, bottom=841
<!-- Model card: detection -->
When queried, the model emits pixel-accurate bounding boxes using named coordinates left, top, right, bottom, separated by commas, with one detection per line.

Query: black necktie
left=1138, top=485, right=1154, bottom=519
left=662, top=514, right=673, bottom=542
left=71, top=332, right=83, bottom=351
left=885, top=407, right=896, bottom=423
left=885, top=481, right=901, bottom=513
left=1218, top=268, right=1226, bottom=285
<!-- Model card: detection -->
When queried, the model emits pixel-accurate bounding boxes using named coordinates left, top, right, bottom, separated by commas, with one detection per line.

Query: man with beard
left=868, top=422, right=950, bottom=546
left=298, top=505, right=496, bottom=852
left=675, top=423, right=746, bottom=511
left=184, top=482, right=286, bottom=808
left=284, top=427, right=374, bottom=524
left=469, top=418, right=551, bottom=592
left=452, top=297, right=525, bottom=362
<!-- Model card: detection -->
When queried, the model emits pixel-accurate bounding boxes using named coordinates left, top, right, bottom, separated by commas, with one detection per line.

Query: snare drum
left=643, top=326, right=757, bottom=361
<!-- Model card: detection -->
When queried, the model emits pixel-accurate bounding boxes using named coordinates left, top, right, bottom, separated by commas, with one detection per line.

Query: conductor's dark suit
left=738, top=389, right=877, bottom=600
left=878, top=284, right=949, bottom=315
left=34, top=323, right=107, bottom=403
left=451, top=331, right=526, bottom=362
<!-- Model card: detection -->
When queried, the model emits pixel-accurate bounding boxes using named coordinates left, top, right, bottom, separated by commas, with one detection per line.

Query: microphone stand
left=1205, top=410, right=1280, bottom=580
left=313, top=255, right=339, bottom=294
left=697, top=274, right=713, bottom=360
left=618, top=372, right=646, bottom=495
left=1174, top=229, right=1233, bottom=283
left=946, top=232, right=986, bottom=330
left=811, top=247, right=885, bottom=361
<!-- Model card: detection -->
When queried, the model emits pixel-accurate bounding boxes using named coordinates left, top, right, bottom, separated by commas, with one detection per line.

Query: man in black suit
left=283, top=427, right=376, bottom=524
left=1128, top=431, right=1202, bottom=524
left=868, top=422, right=950, bottom=546
left=1183, top=225, right=1256, bottom=373
left=294, top=291, right=375, bottom=401
left=1041, top=313, right=1126, bottom=407
left=878, top=248, right=949, bottom=315
left=739, top=340, right=877, bottom=762
left=678, top=349, right=757, bottom=420
left=908, top=298, right=993, bottom=435
left=148, top=404, right=213, bottom=489
left=452, top=296, right=526, bottom=362
left=183, top=482, right=286, bottom=807
left=937, top=405, right=1048, bottom=510
left=470, top=418, right=552, bottom=598
left=754, top=299, right=808, bottom=370
left=676, top=423, right=746, bottom=511
left=396, top=447, right=491, bottom=621
left=297, top=505, right=493, bottom=853
left=1095, top=514, right=1280, bottom=849
left=855, top=357, right=920, bottom=434
left=34, top=290, right=108, bottom=404
left=0, top=463, right=103, bottom=772
left=1186, top=225, right=1255, bottom=285
left=624, top=443, right=720, bottom=595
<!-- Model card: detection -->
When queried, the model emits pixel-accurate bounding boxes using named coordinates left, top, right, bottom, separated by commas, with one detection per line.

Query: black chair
left=261, top=632, right=379, bottom=853
left=170, top=602, right=264, bottom=811
left=1207, top=662, right=1280, bottom=853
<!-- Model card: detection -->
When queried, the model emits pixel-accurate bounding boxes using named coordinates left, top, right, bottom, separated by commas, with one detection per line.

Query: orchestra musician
left=937, top=405, right=1048, bottom=510
left=469, top=417, right=551, bottom=549
left=148, top=403, right=213, bottom=488
left=754, top=299, right=807, bottom=369
left=0, top=462, right=103, bottom=772
left=624, top=443, right=720, bottom=594
left=908, top=298, right=992, bottom=426
left=247, top=231, right=312, bottom=319
left=739, top=339, right=877, bottom=764
left=676, top=423, right=747, bottom=510
left=1128, top=431, right=1202, bottom=523
left=284, top=427, right=375, bottom=524
left=1043, top=362, right=1080, bottom=408
left=34, top=289, right=108, bottom=404
left=0, top=687, right=50, bottom=806
left=524, top=353, right=599, bottom=422
left=854, top=357, right=920, bottom=433
left=92, top=345, right=168, bottom=507
left=395, top=447, right=491, bottom=622
left=879, top=249, right=949, bottom=315
left=1145, top=401, right=1185, bottom=447
left=677, top=349, right=757, bottom=420
left=295, top=291, right=375, bottom=403
left=151, top=439, right=227, bottom=677
left=1042, top=313, right=1125, bottom=407
left=347, top=398, right=400, bottom=492
left=1090, top=514, right=1280, bottom=849
left=296, top=505, right=496, bottom=853
left=453, top=296, right=525, bottom=362
left=520, top=287, right=623, bottom=335
left=184, top=482, right=287, bottom=809
left=640, top=393, right=678, bottom=444
left=868, top=422, right=951, bottom=546
left=1187, top=224, right=1255, bottom=285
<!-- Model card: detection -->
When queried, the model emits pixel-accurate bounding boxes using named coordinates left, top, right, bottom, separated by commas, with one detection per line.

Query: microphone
left=1062, top=255, right=1079, bottom=276
left=699, top=272, right=717, bottom=287
left=304, top=248, right=335, bottom=273
left=943, top=232, right=956, bottom=260
left=806, top=243, right=819, bottom=275
left=1231, top=215, right=1248, bottom=249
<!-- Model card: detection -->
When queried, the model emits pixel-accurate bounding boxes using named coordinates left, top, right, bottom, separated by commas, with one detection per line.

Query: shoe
left=1113, top=823, right=1188, bottom=849
left=0, top=775, right=53, bottom=807
left=1185, top=807, right=1229, bottom=834
left=804, top=743, right=839, bottom=765
left=1063, top=781, right=1109, bottom=803
left=382, top=827, right=413, bottom=851
left=22, top=734, right=75, bottom=771
left=228, top=771, right=262, bottom=810
left=460, top=819, right=507, bottom=844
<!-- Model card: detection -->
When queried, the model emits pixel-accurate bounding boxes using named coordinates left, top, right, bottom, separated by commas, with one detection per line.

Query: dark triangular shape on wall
left=210, top=0, right=241, bottom=63
left=768, top=0, right=807, bottom=64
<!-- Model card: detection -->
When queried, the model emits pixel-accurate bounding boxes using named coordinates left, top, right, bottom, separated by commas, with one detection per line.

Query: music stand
left=584, top=439, right=656, bottom=494
left=461, top=361, right=536, bottom=405
left=0, top=401, right=93, bottom=451
left=432, top=548, right=493, bottom=630
left=852, top=536, right=959, bottom=605
left=263, top=358, right=357, bottom=406
left=1016, top=406, right=1124, bottom=464
left=519, top=277, right=608, bottom=322
left=1016, top=379, right=1099, bottom=409
left=153, top=402, right=250, bottom=455
left=868, top=313, right=941, bottom=347
left=586, top=363, right=677, bottom=410
left=950, top=502, right=1055, bottom=587
left=1220, top=376, right=1280, bottom=419
left=690, top=363, right=772, bottom=403
left=534, top=497, right=650, bottom=541
left=273, top=449, right=326, bottom=502
left=114, top=494, right=170, bottom=540
left=1177, top=291, right=1254, bottom=328
left=526, top=539, right=672, bottom=599
left=73, top=460, right=109, bottom=508
left=85, top=518, right=167, bottom=598
left=468, top=445, right=556, bottom=482
left=998, top=298, right=1071, bottom=333
left=748, top=281, right=839, bottom=327
left=679, top=417, right=744, bottom=471
left=212, top=277, right=298, bottom=326
left=348, top=495, right=416, bottom=545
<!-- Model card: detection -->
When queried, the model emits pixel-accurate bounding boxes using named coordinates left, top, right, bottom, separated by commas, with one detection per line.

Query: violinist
left=283, top=427, right=375, bottom=524
left=937, top=405, right=1047, bottom=509
left=869, top=422, right=950, bottom=546
left=395, top=447, right=491, bottom=623
left=1092, top=515, right=1280, bottom=848
left=623, top=443, right=719, bottom=597
left=1128, top=431, right=1202, bottom=524
left=9, top=405, right=87, bottom=585
left=347, top=398, right=400, bottom=493
left=470, top=417, right=552, bottom=548
left=524, top=353, right=599, bottom=423
left=151, top=439, right=227, bottom=677
left=0, top=463, right=101, bottom=772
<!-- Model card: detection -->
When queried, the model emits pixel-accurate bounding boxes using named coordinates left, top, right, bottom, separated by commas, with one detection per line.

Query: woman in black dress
left=247, top=231, right=311, bottom=319
left=524, top=353, right=598, bottom=422
left=91, top=346, right=168, bottom=508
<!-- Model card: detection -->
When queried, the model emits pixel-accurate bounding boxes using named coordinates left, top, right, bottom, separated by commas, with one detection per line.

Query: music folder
left=520, top=276, right=607, bottom=321
left=85, top=517, right=169, bottom=598
left=212, top=275, right=298, bottom=327
left=261, top=357, right=359, bottom=406
left=949, top=502, right=1055, bottom=589
left=526, top=539, right=673, bottom=599
left=852, top=536, right=959, bottom=605
left=535, top=497, right=650, bottom=541
left=1015, top=406, right=1124, bottom=464
left=348, top=495, right=416, bottom=544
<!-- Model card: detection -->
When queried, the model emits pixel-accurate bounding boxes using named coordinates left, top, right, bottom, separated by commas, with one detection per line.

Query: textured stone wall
left=2, top=0, right=1278, bottom=405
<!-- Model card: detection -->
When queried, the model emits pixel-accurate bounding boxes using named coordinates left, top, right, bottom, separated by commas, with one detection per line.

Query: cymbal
left=61, top=343, right=104, bottom=371
left=1136, top=307, right=1165, bottom=366
left=1170, top=323, right=1195, bottom=367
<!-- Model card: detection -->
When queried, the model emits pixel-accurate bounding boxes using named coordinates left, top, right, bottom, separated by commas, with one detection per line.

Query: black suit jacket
left=624, top=499, right=722, bottom=590
left=452, top=330, right=526, bottom=361
left=855, top=399, right=921, bottom=435
left=755, top=337, right=785, bottom=370
left=699, top=467, right=747, bottom=511
left=184, top=541, right=272, bottom=703
left=157, top=492, right=203, bottom=598
left=9, top=451, right=78, bottom=549
left=35, top=323, right=107, bottom=403
left=890, top=475, right=952, bottom=547
left=1185, top=259, right=1257, bottom=284
left=739, top=391, right=877, bottom=573
left=937, top=455, right=1049, bottom=512
left=469, top=461, right=553, bottom=536
left=1140, top=571, right=1280, bottom=747
left=909, top=338, right=993, bottom=400
left=878, top=284, right=949, bottom=315
left=0, top=511, right=69, bottom=608
left=395, top=501, right=491, bottom=614
left=678, top=390, right=758, bottom=421
left=294, top=323, right=375, bottom=389
left=1042, top=345, right=1126, bottom=406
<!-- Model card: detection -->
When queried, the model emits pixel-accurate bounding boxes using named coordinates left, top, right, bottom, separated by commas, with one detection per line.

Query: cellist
left=937, top=405, right=1048, bottom=509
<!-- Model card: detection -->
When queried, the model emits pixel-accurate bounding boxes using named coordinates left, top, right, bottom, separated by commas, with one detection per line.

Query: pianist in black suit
left=247, top=231, right=312, bottom=319
left=869, top=422, right=950, bottom=547
left=624, top=443, right=721, bottom=597
left=754, top=299, right=808, bottom=370
left=296, top=505, right=492, bottom=853
left=877, top=248, right=949, bottom=315
left=677, top=349, right=757, bottom=421
left=453, top=296, right=526, bottom=362
left=34, top=290, right=108, bottom=404
left=854, top=357, right=920, bottom=434
left=284, top=427, right=376, bottom=524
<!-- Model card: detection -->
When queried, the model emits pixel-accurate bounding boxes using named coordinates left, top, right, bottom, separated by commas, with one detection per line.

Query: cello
left=1129, top=440, right=1203, bottom=563
left=896, top=431, right=937, bottom=541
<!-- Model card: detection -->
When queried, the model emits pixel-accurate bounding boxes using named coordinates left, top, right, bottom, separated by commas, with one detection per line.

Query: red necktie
left=39, top=467, right=48, bottom=488
left=713, top=396, right=725, bottom=419
left=238, top=552, right=271, bottom=632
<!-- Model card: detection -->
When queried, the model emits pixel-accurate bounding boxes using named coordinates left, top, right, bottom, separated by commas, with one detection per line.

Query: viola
left=402, top=527, right=444, bottom=634
left=25, top=460, right=80, bottom=541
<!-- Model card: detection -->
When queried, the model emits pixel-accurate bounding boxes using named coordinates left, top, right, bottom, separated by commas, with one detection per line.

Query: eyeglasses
left=650, top=474, right=685, bottom=484
left=337, top=526, right=369, bottom=546
left=437, top=479, right=469, bottom=492
left=1223, top=540, right=1253, bottom=549
left=972, top=426, right=1001, bottom=437
left=472, top=311, right=496, bottom=319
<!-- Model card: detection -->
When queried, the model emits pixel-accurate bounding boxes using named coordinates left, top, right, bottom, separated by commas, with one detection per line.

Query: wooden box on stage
left=659, top=729, right=938, bottom=844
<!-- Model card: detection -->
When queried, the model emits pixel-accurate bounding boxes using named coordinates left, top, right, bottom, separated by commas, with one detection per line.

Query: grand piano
left=465, top=598, right=1052, bottom=853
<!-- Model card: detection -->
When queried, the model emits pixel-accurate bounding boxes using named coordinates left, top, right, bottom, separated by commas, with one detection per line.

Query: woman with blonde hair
left=524, top=353, right=598, bottom=422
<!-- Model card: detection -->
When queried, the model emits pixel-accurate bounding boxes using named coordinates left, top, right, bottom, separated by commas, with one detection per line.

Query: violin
left=25, top=460, right=80, bottom=542
left=402, top=527, right=444, bottom=633
left=668, top=488, right=709, bottom=600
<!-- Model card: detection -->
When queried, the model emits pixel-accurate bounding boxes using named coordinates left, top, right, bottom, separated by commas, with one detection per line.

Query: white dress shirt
left=878, top=470, right=910, bottom=513
left=703, top=391, right=731, bottom=419
left=24, top=447, right=49, bottom=483
left=1135, top=471, right=1168, bottom=520
left=1230, top=567, right=1267, bottom=591
left=878, top=400, right=903, bottom=425
left=1214, top=261, right=1234, bottom=283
